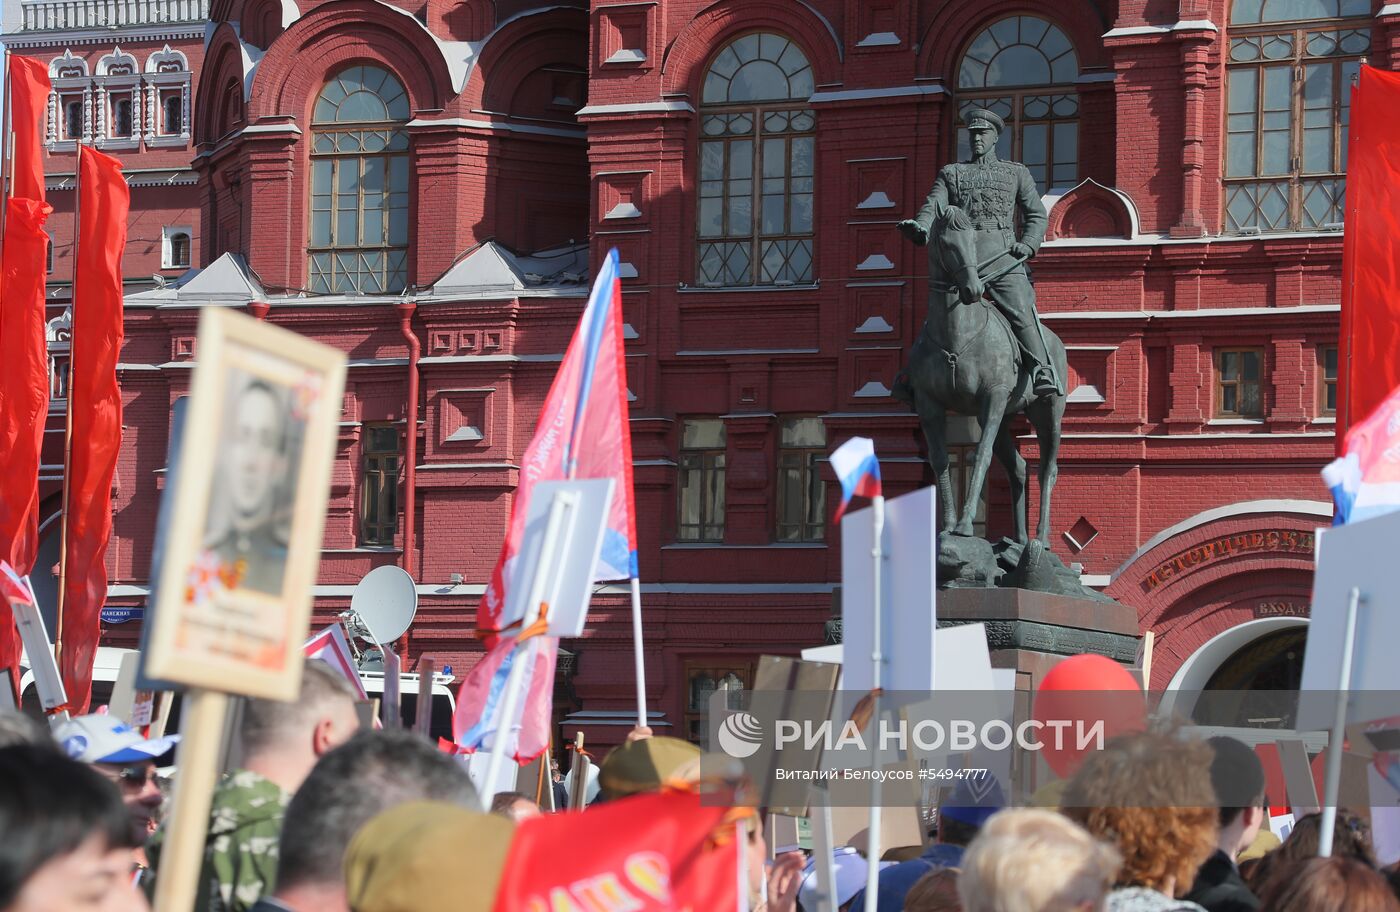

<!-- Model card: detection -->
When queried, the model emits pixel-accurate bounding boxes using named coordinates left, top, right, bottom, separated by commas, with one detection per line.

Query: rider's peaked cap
left=963, top=108, right=1005, bottom=133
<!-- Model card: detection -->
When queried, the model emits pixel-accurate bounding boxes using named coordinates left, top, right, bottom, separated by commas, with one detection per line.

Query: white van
left=17, top=647, right=459, bottom=742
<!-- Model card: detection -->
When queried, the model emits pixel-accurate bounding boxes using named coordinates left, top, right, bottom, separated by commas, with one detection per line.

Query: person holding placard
left=145, top=661, right=359, bottom=912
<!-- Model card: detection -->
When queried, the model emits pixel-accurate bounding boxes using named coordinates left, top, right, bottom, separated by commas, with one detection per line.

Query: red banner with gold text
left=492, top=788, right=742, bottom=912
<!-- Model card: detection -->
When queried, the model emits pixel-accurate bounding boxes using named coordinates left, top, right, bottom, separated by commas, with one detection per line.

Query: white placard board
left=1298, top=513, right=1400, bottom=732
left=502, top=479, right=615, bottom=638
left=840, top=486, right=937, bottom=696
left=466, top=750, right=521, bottom=802
left=6, top=576, right=67, bottom=714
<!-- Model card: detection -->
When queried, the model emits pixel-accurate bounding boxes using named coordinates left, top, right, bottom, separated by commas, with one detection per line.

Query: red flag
left=491, top=788, right=741, bottom=911
left=61, top=147, right=128, bottom=713
left=0, top=197, right=55, bottom=572
left=1339, top=66, right=1400, bottom=444
left=0, top=198, right=54, bottom=703
left=7, top=55, right=52, bottom=203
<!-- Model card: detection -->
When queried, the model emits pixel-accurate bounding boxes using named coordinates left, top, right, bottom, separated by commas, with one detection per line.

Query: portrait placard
left=144, top=308, right=347, bottom=700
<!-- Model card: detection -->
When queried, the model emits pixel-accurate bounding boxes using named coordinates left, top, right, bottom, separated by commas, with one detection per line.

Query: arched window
left=64, top=100, right=83, bottom=140
left=308, top=66, right=411, bottom=295
left=1225, top=0, right=1368, bottom=232
left=111, top=97, right=133, bottom=137
left=697, top=32, right=815, bottom=287
left=955, top=15, right=1079, bottom=194
left=168, top=232, right=191, bottom=268
left=162, top=94, right=182, bottom=134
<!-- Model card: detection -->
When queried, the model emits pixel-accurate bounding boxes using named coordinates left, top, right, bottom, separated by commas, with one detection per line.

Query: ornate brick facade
left=19, top=0, right=1384, bottom=747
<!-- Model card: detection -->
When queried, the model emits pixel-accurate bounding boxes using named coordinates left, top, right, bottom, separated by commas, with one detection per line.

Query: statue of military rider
left=895, top=108, right=1060, bottom=400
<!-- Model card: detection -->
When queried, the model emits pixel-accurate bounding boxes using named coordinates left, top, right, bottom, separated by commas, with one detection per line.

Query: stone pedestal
left=937, top=588, right=1140, bottom=692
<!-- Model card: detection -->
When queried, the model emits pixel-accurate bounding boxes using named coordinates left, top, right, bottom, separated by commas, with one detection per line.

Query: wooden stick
left=153, top=689, right=230, bottom=912
left=413, top=658, right=434, bottom=737
left=568, top=731, right=588, bottom=811
left=148, top=690, right=174, bottom=739
left=54, top=144, right=83, bottom=671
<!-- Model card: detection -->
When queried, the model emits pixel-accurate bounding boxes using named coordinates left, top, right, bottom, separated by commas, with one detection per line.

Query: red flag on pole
left=0, top=200, right=52, bottom=704
left=1338, top=66, right=1400, bottom=445
left=7, top=55, right=52, bottom=204
left=60, top=147, right=128, bottom=713
left=0, top=54, right=55, bottom=702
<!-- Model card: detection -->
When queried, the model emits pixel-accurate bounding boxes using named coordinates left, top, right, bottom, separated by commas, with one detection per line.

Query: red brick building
left=30, top=0, right=1379, bottom=744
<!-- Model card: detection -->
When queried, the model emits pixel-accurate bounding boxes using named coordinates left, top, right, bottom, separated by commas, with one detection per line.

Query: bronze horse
left=904, top=206, right=1068, bottom=544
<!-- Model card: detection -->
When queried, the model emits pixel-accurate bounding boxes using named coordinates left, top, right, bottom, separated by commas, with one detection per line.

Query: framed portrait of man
left=145, top=308, right=347, bottom=700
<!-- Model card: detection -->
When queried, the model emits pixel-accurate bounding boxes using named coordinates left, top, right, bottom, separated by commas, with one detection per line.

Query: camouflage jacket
left=146, top=769, right=290, bottom=912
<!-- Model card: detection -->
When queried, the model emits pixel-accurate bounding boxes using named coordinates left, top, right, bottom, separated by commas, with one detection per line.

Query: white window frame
left=162, top=226, right=193, bottom=270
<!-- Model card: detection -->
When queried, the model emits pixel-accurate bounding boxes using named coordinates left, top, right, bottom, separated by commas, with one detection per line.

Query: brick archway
left=1104, top=500, right=1328, bottom=689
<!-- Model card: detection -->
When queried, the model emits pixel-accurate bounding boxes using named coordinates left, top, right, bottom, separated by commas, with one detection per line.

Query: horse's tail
left=940, top=205, right=972, bottom=233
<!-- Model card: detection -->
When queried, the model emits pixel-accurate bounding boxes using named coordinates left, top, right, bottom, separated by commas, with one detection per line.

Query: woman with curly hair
left=1061, top=730, right=1218, bottom=912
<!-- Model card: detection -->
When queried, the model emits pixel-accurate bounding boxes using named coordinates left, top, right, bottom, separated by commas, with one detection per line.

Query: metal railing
left=20, top=0, right=207, bottom=31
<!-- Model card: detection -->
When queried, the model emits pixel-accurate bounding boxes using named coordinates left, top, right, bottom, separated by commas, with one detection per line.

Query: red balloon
left=1033, top=654, right=1145, bottom=778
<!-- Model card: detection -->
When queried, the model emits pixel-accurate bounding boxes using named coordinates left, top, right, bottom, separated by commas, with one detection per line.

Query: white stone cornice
left=5, top=24, right=205, bottom=47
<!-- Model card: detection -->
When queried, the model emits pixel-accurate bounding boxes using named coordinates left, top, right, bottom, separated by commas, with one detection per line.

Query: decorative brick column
left=1171, top=29, right=1216, bottom=238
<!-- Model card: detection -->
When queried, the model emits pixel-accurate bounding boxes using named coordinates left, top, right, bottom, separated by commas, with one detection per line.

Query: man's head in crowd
left=344, top=801, right=513, bottom=912
left=0, top=745, right=147, bottom=912
left=1205, top=735, right=1266, bottom=859
left=1061, top=730, right=1217, bottom=898
left=53, top=714, right=178, bottom=845
left=0, top=712, right=52, bottom=751
left=1260, top=855, right=1400, bottom=912
left=489, top=791, right=541, bottom=822
left=267, top=729, right=478, bottom=912
left=596, top=735, right=701, bottom=801
left=239, top=659, right=360, bottom=793
left=959, top=809, right=1121, bottom=912
left=938, top=775, right=1006, bottom=848
left=904, top=868, right=964, bottom=912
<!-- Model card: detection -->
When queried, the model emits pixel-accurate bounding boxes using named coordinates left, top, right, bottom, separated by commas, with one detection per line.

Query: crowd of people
left=1, top=664, right=1398, bottom=912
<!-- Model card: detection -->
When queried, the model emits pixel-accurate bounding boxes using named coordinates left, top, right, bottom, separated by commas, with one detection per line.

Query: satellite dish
left=350, top=566, right=418, bottom=644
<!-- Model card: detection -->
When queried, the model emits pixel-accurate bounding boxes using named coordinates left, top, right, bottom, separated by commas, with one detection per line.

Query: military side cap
left=344, top=801, right=514, bottom=912
left=597, top=736, right=702, bottom=799
left=963, top=108, right=1005, bottom=133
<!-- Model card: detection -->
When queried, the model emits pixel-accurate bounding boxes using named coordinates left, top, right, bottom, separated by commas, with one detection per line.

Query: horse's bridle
left=928, top=247, right=1025, bottom=296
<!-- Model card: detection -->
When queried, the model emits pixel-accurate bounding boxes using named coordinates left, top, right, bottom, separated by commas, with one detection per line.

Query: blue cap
left=941, top=775, right=1005, bottom=827
left=53, top=714, right=179, bottom=765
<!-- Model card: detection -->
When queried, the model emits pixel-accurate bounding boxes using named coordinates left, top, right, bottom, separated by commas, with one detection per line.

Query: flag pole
left=1319, top=586, right=1363, bottom=857
left=862, top=493, right=885, bottom=912
left=2, top=49, right=14, bottom=235
left=479, top=489, right=575, bottom=811
left=54, top=143, right=81, bottom=669
left=629, top=576, right=647, bottom=728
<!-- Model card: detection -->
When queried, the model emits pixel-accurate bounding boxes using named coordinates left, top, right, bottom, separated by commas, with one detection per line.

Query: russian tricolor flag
left=1323, top=383, right=1400, bottom=525
left=453, top=248, right=638, bottom=761
left=830, top=436, right=882, bottom=522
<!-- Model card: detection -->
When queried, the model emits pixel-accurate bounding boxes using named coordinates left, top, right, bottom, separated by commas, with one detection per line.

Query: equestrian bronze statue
left=893, top=108, right=1068, bottom=549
